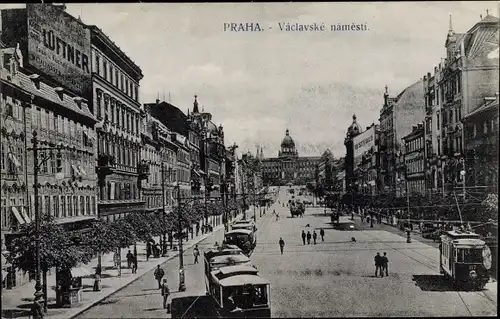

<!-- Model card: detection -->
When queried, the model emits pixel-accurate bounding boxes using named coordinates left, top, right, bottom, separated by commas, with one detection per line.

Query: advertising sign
left=26, top=4, right=91, bottom=97
left=353, top=126, right=375, bottom=167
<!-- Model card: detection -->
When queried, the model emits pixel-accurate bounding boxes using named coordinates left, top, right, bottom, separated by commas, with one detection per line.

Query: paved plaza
left=75, top=188, right=497, bottom=318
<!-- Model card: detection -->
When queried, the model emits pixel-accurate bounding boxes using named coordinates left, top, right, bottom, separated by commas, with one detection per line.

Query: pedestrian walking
left=374, top=252, right=384, bottom=277
left=154, top=265, right=165, bottom=289
left=320, top=228, right=325, bottom=242
left=193, top=244, right=200, bottom=264
left=161, top=278, right=170, bottom=311
left=312, top=231, right=317, bottom=245
left=279, top=237, right=285, bottom=255
left=131, top=255, right=138, bottom=274
left=307, top=231, right=312, bottom=245
left=126, top=250, right=133, bottom=269
left=382, top=252, right=389, bottom=276
left=301, top=230, right=306, bottom=245
left=276, top=212, right=280, bottom=221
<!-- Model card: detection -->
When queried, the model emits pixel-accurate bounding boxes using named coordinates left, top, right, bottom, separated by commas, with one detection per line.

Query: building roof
left=226, top=229, right=252, bottom=235
left=281, top=129, right=295, bottom=148
left=346, top=114, right=362, bottom=137
left=1, top=66, right=95, bottom=122
left=88, top=25, right=143, bottom=80
left=462, top=96, right=499, bottom=120
left=218, top=274, right=270, bottom=287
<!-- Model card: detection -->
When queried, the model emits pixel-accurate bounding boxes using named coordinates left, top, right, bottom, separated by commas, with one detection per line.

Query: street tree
left=11, top=214, right=91, bottom=307
left=480, top=193, right=498, bottom=222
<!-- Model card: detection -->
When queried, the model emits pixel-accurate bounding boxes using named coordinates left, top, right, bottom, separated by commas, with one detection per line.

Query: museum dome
left=281, top=129, right=295, bottom=148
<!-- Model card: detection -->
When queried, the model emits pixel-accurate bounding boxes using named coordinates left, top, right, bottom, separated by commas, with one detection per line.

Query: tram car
left=232, top=222, right=257, bottom=233
left=204, top=244, right=271, bottom=317
left=225, top=229, right=257, bottom=256
left=439, top=229, right=491, bottom=290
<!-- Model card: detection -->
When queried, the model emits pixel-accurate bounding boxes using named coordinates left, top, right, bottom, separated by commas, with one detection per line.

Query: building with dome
left=344, top=114, right=363, bottom=193
left=261, top=129, right=322, bottom=186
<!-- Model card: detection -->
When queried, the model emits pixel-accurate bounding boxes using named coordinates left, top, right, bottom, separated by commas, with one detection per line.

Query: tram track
left=361, top=230, right=497, bottom=315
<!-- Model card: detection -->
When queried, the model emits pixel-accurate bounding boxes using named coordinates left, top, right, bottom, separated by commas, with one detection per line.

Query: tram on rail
left=204, top=244, right=271, bottom=318
left=439, top=229, right=492, bottom=290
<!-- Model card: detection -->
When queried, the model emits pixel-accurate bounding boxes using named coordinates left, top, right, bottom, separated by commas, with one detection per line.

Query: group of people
left=374, top=252, right=389, bottom=277
left=146, top=241, right=162, bottom=260
left=301, top=229, right=325, bottom=245
left=126, top=250, right=138, bottom=274
left=154, top=265, right=171, bottom=311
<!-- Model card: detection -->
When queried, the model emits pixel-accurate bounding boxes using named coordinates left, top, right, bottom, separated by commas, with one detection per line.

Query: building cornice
left=89, top=26, right=143, bottom=81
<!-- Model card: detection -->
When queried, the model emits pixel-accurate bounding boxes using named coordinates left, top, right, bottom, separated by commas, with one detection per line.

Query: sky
left=1, top=2, right=498, bottom=158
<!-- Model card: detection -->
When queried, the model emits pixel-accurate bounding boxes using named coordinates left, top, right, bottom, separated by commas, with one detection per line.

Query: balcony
left=97, top=154, right=116, bottom=178
left=137, top=160, right=150, bottom=180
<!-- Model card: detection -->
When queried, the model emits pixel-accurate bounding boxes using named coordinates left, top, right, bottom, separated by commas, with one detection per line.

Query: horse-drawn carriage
left=289, top=200, right=305, bottom=218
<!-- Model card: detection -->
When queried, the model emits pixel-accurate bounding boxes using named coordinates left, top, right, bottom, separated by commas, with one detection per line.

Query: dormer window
left=55, top=87, right=64, bottom=101
left=29, top=74, right=41, bottom=90
left=73, top=97, right=83, bottom=109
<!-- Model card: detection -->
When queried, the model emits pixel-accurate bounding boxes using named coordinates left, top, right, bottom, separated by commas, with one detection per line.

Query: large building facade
left=1, top=4, right=98, bottom=289
left=90, top=25, right=145, bottom=223
left=378, top=80, right=425, bottom=196
left=261, top=129, right=321, bottom=186
left=424, top=14, right=499, bottom=198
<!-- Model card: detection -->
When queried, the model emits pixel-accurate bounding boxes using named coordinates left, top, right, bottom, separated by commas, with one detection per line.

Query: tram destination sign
left=26, top=4, right=91, bottom=97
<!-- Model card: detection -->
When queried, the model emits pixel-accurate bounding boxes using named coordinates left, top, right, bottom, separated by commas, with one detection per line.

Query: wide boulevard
left=77, top=186, right=497, bottom=318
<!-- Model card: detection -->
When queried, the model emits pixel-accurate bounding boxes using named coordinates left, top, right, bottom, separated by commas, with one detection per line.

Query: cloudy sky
left=1, top=2, right=497, bottom=157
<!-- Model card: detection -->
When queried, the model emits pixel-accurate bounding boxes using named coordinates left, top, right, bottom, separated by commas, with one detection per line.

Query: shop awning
left=55, top=215, right=97, bottom=225
left=11, top=207, right=25, bottom=225
left=20, top=207, right=32, bottom=224
left=71, top=165, right=81, bottom=176
left=8, top=153, right=21, bottom=168
left=1, top=253, right=11, bottom=269
left=78, top=166, right=87, bottom=176
left=71, top=264, right=94, bottom=277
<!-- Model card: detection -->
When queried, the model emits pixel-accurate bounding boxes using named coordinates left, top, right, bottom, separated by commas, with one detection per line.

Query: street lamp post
left=398, top=176, right=411, bottom=243
left=160, top=162, right=170, bottom=257
left=176, top=183, right=186, bottom=292
left=460, top=158, right=466, bottom=203
left=28, top=131, right=63, bottom=317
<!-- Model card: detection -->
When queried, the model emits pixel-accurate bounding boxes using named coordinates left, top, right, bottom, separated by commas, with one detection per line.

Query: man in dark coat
left=279, top=237, right=285, bottom=255
left=307, top=231, right=312, bottom=245
left=382, top=252, right=389, bottom=276
left=154, top=265, right=165, bottom=289
left=374, top=252, right=383, bottom=277
left=319, top=228, right=325, bottom=242
left=312, top=231, right=317, bottom=245
left=301, top=230, right=306, bottom=245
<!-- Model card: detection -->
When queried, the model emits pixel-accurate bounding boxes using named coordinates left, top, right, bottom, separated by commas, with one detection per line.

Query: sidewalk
left=1, top=210, right=249, bottom=319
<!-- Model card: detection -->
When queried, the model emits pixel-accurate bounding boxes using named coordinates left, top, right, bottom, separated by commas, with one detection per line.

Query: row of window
left=466, top=118, right=498, bottom=139
left=407, top=179, right=426, bottom=195
left=1, top=139, right=92, bottom=179
left=99, top=137, right=139, bottom=169
left=93, top=49, right=139, bottom=103
left=1, top=195, right=97, bottom=229
left=177, top=168, right=191, bottom=183
left=96, top=89, right=140, bottom=135
left=406, top=158, right=424, bottom=174
left=100, top=181, right=139, bottom=201
left=30, top=107, right=94, bottom=148
left=405, top=136, right=424, bottom=153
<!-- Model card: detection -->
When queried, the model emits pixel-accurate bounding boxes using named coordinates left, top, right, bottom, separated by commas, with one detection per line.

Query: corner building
left=89, top=26, right=145, bottom=222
